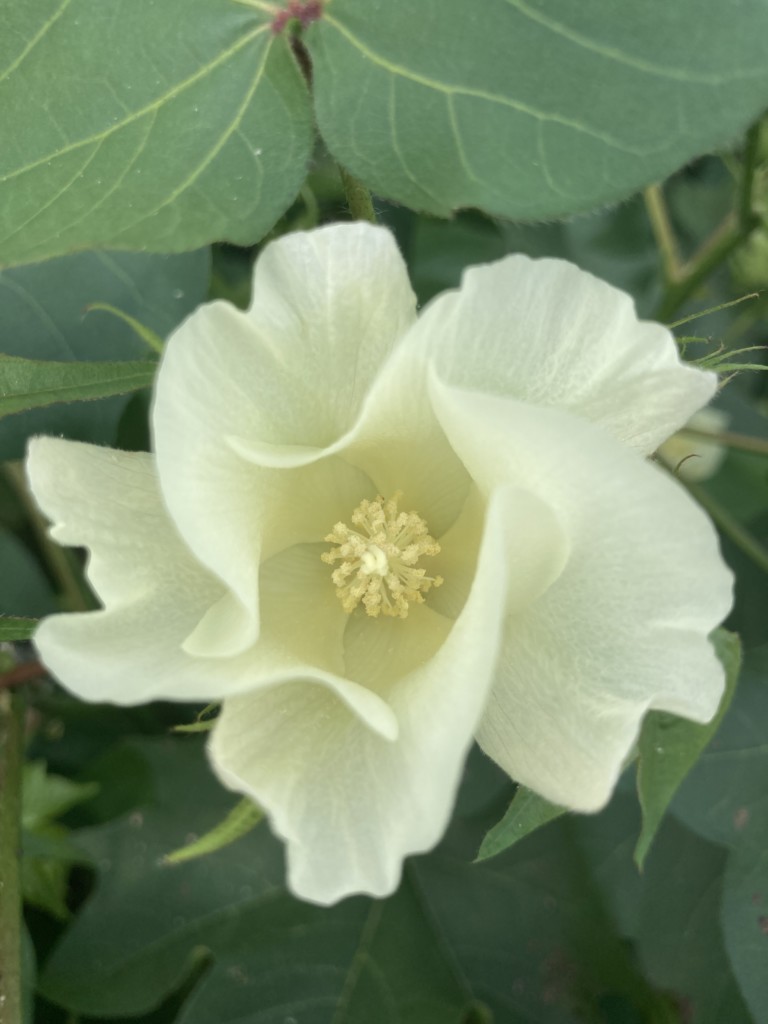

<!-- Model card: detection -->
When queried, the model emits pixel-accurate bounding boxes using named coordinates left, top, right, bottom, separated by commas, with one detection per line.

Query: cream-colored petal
left=27, top=439, right=399, bottom=735
left=339, top=347, right=473, bottom=538
left=428, top=384, right=733, bottom=812
left=26, top=438, right=246, bottom=703
left=152, top=222, right=415, bottom=632
left=207, top=487, right=567, bottom=904
left=406, top=255, right=715, bottom=454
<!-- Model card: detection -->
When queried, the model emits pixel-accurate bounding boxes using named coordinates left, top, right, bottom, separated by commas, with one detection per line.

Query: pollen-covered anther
left=321, top=492, right=443, bottom=618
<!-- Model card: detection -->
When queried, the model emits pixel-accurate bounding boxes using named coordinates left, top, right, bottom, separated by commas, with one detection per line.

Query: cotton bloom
left=27, top=223, right=732, bottom=905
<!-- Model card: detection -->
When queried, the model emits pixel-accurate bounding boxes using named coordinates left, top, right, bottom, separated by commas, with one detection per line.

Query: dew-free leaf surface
left=40, top=737, right=681, bottom=1023
left=0, top=356, right=157, bottom=419
left=0, top=0, right=312, bottom=266
left=309, top=0, right=768, bottom=219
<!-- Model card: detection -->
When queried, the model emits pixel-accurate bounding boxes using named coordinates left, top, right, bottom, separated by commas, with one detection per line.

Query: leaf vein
left=0, top=23, right=269, bottom=187
left=501, top=0, right=764, bottom=84
left=106, top=38, right=274, bottom=242
left=323, top=13, right=647, bottom=157
left=0, top=0, right=73, bottom=86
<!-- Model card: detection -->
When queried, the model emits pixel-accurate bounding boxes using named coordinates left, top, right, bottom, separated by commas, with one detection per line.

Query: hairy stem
left=339, top=166, right=377, bottom=223
left=682, top=427, right=768, bottom=458
left=655, top=214, right=748, bottom=322
left=644, top=184, right=683, bottom=283
left=654, top=125, right=761, bottom=322
left=0, top=689, right=24, bottom=1024
left=738, top=121, right=761, bottom=233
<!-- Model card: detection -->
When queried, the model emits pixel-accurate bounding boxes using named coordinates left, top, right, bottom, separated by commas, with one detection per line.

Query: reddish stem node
left=272, top=0, right=323, bottom=34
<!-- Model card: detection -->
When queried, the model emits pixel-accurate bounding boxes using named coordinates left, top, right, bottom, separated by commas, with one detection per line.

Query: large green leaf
left=577, top=797, right=753, bottom=1024
left=672, top=647, right=768, bottom=1020
left=309, top=0, right=768, bottom=220
left=0, top=248, right=208, bottom=459
left=721, top=843, right=768, bottom=1024
left=40, top=737, right=677, bottom=1023
left=0, top=0, right=312, bottom=267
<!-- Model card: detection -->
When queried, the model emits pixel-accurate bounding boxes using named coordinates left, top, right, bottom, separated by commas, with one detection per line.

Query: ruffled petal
left=406, top=255, right=715, bottom=454
left=27, top=438, right=401, bottom=736
left=26, top=438, right=240, bottom=703
left=207, top=486, right=568, bottom=904
left=152, top=224, right=416, bottom=625
left=429, top=381, right=733, bottom=812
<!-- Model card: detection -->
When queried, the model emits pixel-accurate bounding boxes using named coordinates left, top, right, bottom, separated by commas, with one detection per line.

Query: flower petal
left=207, top=486, right=568, bottom=904
left=152, top=224, right=416, bottom=623
left=429, top=381, right=733, bottom=812
left=406, top=255, right=715, bottom=454
left=27, top=438, right=399, bottom=735
left=26, top=438, right=232, bottom=703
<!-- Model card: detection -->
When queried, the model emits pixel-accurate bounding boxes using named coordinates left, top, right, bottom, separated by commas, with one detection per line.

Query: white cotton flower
left=26, top=223, right=733, bottom=905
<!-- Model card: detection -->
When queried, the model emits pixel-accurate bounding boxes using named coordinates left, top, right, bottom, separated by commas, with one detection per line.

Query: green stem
left=738, top=121, right=761, bottom=233
left=654, top=127, right=761, bottom=322
left=0, top=689, right=24, bottom=1024
left=655, top=214, right=747, bottom=322
left=644, top=184, right=683, bottom=284
left=3, top=463, right=94, bottom=612
left=338, top=166, right=377, bottom=223
left=682, top=427, right=768, bottom=458
left=686, top=480, right=768, bottom=576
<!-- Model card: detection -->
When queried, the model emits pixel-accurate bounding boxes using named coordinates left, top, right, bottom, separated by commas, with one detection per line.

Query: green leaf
left=673, top=645, right=768, bottom=850
left=721, top=843, right=768, bottom=1024
left=0, top=248, right=208, bottom=459
left=670, top=647, right=768, bottom=1020
left=164, top=797, right=263, bottom=866
left=39, top=736, right=676, bottom=1022
left=634, top=628, right=742, bottom=868
left=21, top=827, right=87, bottom=920
left=309, top=0, right=768, bottom=220
left=0, top=616, right=37, bottom=641
left=0, top=0, right=312, bottom=266
left=0, top=355, right=157, bottom=419
left=476, top=785, right=565, bottom=861
left=21, top=764, right=98, bottom=920
left=577, top=797, right=753, bottom=1024
left=22, top=761, right=99, bottom=831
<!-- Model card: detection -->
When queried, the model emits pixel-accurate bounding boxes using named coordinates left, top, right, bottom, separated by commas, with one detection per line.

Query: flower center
left=321, top=492, right=443, bottom=618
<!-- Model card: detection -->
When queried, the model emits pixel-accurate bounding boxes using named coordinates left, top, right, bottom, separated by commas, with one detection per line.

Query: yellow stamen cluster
left=321, top=492, right=443, bottom=618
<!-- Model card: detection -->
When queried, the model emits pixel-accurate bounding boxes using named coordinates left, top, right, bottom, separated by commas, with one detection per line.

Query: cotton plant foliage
left=27, top=223, right=733, bottom=906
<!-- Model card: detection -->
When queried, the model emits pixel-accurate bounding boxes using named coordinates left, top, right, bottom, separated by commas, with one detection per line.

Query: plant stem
left=339, top=166, right=377, bottom=223
left=655, top=214, right=747, bottom=322
left=654, top=126, right=761, bottom=322
left=687, top=480, right=768, bottom=576
left=738, top=121, right=761, bottom=232
left=643, top=184, right=683, bottom=283
left=0, top=689, right=24, bottom=1024
left=682, top=427, right=768, bottom=458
